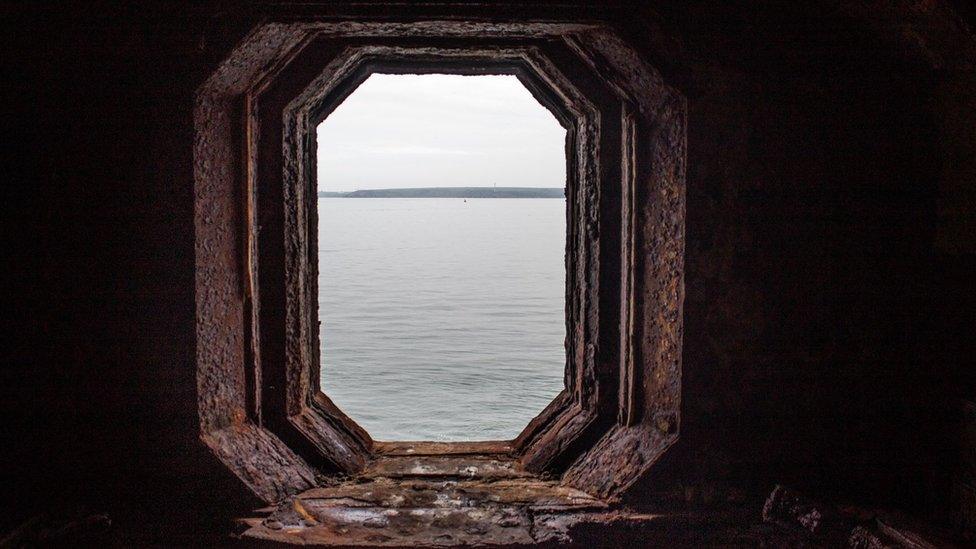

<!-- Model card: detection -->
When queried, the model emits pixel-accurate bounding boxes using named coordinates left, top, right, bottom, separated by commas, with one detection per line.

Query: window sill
left=239, top=448, right=609, bottom=546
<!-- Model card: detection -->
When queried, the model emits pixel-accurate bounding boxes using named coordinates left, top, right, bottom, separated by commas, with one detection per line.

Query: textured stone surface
left=242, top=456, right=608, bottom=546
left=363, top=456, right=534, bottom=481
left=196, top=19, right=686, bottom=503
left=194, top=22, right=319, bottom=502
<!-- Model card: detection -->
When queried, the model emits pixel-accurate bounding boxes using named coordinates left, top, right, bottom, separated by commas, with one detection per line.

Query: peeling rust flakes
left=244, top=457, right=609, bottom=546
left=363, top=456, right=533, bottom=481
left=199, top=18, right=685, bottom=507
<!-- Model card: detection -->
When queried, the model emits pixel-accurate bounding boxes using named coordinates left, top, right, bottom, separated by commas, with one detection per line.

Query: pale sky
left=316, top=74, right=567, bottom=192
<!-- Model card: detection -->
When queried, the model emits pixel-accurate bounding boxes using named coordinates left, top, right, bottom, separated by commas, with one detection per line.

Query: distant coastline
left=318, top=187, right=564, bottom=199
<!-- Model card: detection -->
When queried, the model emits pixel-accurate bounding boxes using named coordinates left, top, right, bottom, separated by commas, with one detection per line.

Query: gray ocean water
left=318, top=198, right=566, bottom=441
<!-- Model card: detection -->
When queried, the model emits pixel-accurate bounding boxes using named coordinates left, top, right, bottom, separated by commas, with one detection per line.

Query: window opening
left=316, top=74, right=568, bottom=441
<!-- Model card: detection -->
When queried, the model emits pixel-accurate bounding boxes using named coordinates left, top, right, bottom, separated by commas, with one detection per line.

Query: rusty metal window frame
left=194, top=21, right=685, bottom=503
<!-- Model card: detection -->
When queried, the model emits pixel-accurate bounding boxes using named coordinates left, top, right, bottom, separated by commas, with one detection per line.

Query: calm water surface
left=318, top=198, right=566, bottom=441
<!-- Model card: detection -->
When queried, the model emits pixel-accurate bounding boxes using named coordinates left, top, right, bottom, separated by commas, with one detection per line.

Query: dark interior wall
left=2, top=0, right=974, bottom=540
left=626, top=3, right=976, bottom=514
left=0, top=3, right=260, bottom=536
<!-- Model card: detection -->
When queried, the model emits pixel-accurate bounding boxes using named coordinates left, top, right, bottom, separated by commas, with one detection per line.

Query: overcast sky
left=316, top=74, right=567, bottom=192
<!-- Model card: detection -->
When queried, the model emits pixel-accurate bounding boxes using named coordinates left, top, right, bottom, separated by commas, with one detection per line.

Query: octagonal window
left=315, top=73, right=568, bottom=441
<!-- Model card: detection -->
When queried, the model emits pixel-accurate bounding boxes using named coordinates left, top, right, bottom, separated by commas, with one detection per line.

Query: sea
left=317, top=197, right=566, bottom=441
